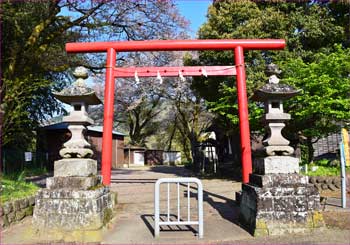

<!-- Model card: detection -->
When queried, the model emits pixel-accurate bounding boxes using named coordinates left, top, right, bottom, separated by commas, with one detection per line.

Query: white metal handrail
left=154, top=177, right=203, bottom=238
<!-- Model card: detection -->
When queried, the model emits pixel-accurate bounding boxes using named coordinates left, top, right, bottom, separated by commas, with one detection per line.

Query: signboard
left=24, top=152, right=32, bottom=162
left=341, top=128, right=350, bottom=166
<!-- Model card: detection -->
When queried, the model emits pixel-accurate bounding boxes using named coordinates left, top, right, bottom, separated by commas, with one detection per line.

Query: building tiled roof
left=39, top=122, right=125, bottom=136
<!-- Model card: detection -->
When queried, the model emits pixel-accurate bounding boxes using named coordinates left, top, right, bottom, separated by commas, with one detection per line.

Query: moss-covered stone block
left=33, top=186, right=114, bottom=232
left=24, top=205, right=34, bottom=216
left=103, top=208, right=113, bottom=225
left=19, top=198, right=29, bottom=209
left=83, top=229, right=103, bottom=242
left=111, top=192, right=118, bottom=205
left=255, top=219, right=268, bottom=229
left=2, top=202, right=13, bottom=214
left=13, top=200, right=21, bottom=211
left=2, top=215, right=9, bottom=227
left=306, top=215, right=314, bottom=228
left=15, top=209, right=26, bottom=221
left=312, top=211, right=325, bottom=228
left=7, top=211, right=15, bottom=223
left=254, top=228, right=269, bottom=237
left=28, top=196, right=35, bottom=206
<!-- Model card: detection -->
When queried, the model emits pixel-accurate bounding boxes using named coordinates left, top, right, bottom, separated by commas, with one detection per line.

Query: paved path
left=102, top=166, right=250, bottom=244
left=102, top=166, right=350, bottom=244
left=2, top=165, right=349, bottom=244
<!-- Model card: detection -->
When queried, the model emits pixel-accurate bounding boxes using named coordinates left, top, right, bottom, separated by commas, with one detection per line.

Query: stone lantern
left=53, top=66, right=100, bottom=159
left=253, top=63, right=301, bottom=157
left=238, top=64, right=323, bottom=236
left=33, top=67, right=114, bottom=242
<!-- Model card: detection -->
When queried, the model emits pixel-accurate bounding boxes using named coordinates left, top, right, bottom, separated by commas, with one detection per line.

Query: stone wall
left=309, top=176, right=349, bottom=191
left=240, top=173, right=323, bottom=236
left=0, top=195, right=35, bottom=228
left=0, top=191, right=118, bottom=230
left=33, top=187, right=114, bottom=230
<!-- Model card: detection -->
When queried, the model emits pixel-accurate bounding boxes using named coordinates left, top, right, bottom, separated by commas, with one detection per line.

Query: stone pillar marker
left=239, top=64, right=324, bottom=236
left=33, top=67, right=114, bottom=242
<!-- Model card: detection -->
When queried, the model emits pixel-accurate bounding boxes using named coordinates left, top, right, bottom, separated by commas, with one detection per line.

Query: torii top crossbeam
left=66, top=39, right=285, bottom=52
left=65, top=39, right=286, bottom=185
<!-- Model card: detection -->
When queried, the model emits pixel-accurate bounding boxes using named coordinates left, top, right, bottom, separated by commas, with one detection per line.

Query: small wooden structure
left=145, top=150, right=181, bottom=166
left=37, top=123, right=125, bottom=169
left=123, top=145, right=146, bottom=167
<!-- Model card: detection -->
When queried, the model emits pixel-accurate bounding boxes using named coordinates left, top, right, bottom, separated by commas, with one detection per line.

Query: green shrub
left=306, top=166, right=340, bottom=176
left=300, top=164, right=349, bottom=177
left=314, top=159, right=329, bottom=167
left=0, top=176, right=39, bottom=203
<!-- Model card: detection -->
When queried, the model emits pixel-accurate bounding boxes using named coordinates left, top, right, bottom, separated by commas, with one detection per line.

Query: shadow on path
left=141, top=214, right=198, bottom=237
left=149, top=165, right=194, bottom=176
left=110, top=178, right=159, bottom=184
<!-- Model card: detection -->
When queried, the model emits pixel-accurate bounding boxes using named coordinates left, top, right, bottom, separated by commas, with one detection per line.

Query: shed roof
left=40, top=122, right=125, bottom=136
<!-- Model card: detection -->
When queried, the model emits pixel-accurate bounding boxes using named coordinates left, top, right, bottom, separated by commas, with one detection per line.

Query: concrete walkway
left=102, top=165, right=250, bottom=244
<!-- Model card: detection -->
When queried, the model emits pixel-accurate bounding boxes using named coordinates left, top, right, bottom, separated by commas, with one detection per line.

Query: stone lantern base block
left=33, top=187, right=115, bottom=240
left=254, top=156, right=299, bottom=175
left=54, top=158, right=97, bottom=177
left=239, top=172, right=324, bottom=236
left=46, top=176, right=102, bottom=190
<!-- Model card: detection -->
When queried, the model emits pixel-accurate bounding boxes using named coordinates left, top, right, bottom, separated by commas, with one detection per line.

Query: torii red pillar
left=66, top=39, right=286, bottom=185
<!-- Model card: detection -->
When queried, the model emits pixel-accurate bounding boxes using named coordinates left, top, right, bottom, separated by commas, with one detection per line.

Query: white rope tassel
left=157, top=71, right=163, bottom=84
left=135, top=70, right=140, bottom=84
left=202, top=68, right=208, bottom=77
left=179, top=70, right=185, bottom=82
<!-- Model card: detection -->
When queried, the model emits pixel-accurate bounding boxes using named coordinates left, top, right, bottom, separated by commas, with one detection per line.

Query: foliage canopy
left=191, top=0, right=350, bottom=162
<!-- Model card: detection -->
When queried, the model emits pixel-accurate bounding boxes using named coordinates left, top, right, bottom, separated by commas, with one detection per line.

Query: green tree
left=1, top=1, right=73, bottom=148
left=1, top=1, right=188, bottom=149
left=191, top=0, right=349, bottom=163
left=280, top=45, right=350, bottom=163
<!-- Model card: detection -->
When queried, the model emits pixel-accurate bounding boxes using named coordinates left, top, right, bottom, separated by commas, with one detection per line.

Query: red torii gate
left=65, top=39, right=286, bottom=185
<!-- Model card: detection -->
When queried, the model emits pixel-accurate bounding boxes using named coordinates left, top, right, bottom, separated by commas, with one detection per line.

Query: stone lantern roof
left=252, top=82, right=301, bottom=101
left=53, top=66, right=102, bottom=105
left=253, top=63, right=301, bottom=101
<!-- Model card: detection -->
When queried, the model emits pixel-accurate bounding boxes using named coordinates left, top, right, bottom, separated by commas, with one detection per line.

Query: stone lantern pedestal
left=33, top=67, right=115, bottom=242
left=238, top=64, right=324, bottom=236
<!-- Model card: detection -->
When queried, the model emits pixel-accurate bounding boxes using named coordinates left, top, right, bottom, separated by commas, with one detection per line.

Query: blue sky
left=60, top=1, right=212, bottom=38
left=175, top=0, right=212, bottom=37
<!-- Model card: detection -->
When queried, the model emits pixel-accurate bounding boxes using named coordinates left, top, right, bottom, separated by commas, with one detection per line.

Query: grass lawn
left=1, top=177, right=39, bottom=204
left=303, top=166, right=342, bottom=176
left=300, top=158, right=349, bottom=177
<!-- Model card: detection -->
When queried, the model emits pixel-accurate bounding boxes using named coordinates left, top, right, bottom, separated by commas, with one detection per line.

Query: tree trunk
left=306, top=136, right=315, bottom=164
left=167, top=117, right=177, bottom=151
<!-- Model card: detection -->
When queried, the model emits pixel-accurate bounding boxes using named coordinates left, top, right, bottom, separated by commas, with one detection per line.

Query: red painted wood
left=113, top=66, right=236, bottom=78
left=65, top=39, right=286, bottom=186
left=235, top=46, right=252, bottom=184
left=101, top=48, right=116, bottom=185
left=66, top=39, right=285, bottom=53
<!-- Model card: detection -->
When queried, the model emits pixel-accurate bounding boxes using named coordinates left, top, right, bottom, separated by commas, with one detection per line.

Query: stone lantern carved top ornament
left=53, top=66, right=102, bottom=106
left=253, top=63, right=301, bottom=156
left=53, top=66, right=102, bottom=158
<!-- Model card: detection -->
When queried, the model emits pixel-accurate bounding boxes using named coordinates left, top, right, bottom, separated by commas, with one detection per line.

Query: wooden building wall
left=37, top=129, right=124, bottom=169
